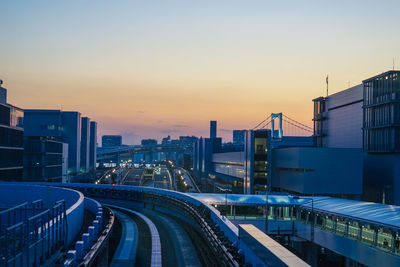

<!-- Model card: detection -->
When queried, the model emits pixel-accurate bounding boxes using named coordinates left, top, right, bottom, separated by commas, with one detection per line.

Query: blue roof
left=188, top=193, right=316, bottom=206
left=189, top=193, right=400, bottom=230
left=303, top=198, right=400, bottom=230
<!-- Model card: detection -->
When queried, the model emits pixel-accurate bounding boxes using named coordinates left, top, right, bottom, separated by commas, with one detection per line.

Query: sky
left=1, top=0, right=400, bottom=144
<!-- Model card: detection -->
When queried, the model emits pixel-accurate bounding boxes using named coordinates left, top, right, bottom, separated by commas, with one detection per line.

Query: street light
left=293, top=196, right=314, bottom=242
left=265, top=185, right=269, bottom=234
left=220, top=188, right=231, bottom=217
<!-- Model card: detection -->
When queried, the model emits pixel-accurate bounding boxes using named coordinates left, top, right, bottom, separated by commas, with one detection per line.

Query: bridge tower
left=271, top=113, right=283, bottom=139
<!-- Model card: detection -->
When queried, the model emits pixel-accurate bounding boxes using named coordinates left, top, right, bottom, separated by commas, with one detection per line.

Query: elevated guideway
left=4, top=182, right=311, bottom=266
left=110, top=210, right=138, bottom=266
left=108, top=205, right=162, bottom=266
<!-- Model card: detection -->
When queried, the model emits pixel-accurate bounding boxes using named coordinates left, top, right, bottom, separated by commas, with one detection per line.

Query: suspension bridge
left=252, top=113, right=313, bottom=137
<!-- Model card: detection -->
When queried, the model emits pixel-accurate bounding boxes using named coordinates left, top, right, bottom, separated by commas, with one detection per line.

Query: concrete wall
left=272, top=147, right=363, bottom=195
left=0, top=183, right=84, bottom=244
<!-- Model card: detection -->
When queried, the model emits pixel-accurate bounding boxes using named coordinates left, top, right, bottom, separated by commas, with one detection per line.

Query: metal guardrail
left=0, top=199, right=67, bottom=267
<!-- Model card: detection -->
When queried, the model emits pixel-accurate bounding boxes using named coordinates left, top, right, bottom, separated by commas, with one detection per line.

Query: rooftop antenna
left=326, top=74, right=329, bottom=97
left=393, top=57, right=395, bottom=71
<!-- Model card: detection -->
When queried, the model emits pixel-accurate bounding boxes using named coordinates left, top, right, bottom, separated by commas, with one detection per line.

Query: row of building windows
left=0, top=126, right=23, bottom=147
left=364, top=72, right=400, bottom=106
left=0, top=148, right=23, bottom=168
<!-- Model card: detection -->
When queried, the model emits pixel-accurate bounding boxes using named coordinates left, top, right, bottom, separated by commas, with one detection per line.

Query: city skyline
left=1, top=0, right=400, bottom=144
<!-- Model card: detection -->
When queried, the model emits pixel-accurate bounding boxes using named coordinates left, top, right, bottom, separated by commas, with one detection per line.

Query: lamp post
left=220, top=188, right=231, bottom=217
left=293, top=196, right=314, bottom=242
left=265, top=185, right=269, bottom=234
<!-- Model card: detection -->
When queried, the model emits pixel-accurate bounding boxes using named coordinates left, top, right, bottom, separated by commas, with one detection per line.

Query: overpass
left=97, top=144, right=185, bottom=164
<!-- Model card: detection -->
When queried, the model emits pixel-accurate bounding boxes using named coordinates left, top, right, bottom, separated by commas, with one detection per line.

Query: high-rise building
left=89, top=121, right=97, bottom=171
left=23, top=137, right=64, bottom=182
left=24, top=110, right=81, bottom=174
left=233, top=130, right=246, bottom=146
left=80, top=117, right=90, bottom=173
left=210, top=120, right=217, bottom=138
left=61, top=111, right=81, bottom=174
left=102, top=135, right=122, bottom=147
left=0, top=83, right=24, bottom=181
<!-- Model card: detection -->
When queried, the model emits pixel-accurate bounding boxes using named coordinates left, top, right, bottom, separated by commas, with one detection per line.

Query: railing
left=296, top=208, right=400, bottom=256
left=0, top=199, right=67, bottom=267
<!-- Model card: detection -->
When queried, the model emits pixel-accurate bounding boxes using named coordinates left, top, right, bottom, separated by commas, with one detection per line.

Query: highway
left=153, top=166, right=174, bottom=190
left=123, top=168, right=144, bottom=186
left=176, top=167, right=200, bottom=193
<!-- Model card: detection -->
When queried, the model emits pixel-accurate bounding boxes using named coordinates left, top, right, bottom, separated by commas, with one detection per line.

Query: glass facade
left=312, top=97, right=326, bottom=147
left=253, top=131, right=268, bottom=192
left=296, top=207, right=400, bottom=255
left=23, top=138, right=63, bottom=182
left=0, top=103, right=23, bottom=181
left=363, top=71, right=400, bottom=152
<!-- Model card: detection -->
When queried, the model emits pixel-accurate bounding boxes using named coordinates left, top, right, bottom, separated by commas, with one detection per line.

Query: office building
left=89, top=121, right=97, bottom=171
left=233, top=129, right=246, bottom=147
left=23, top=137, right=64, bottom=182
left=210, top=120, right=217, bottom=138
left=0, top=83, right=24, bottom=181
left=80, top=117, right=90, bottom=173
left=62, top=112, right=81, bottom=173
left=312, top=70, right=400, bottom=204
left=102, top=135, right=122, bottom=147
left=362, top=70, right=400, bottom=204
left=23, top=110, right=81, bottom=174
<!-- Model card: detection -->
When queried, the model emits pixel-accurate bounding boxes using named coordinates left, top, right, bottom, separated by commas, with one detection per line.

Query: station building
left=313, top=70, right=400, bottom=205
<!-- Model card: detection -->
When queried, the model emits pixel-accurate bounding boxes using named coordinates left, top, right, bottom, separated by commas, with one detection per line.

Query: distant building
left=0, top=83, right=24, bottom=181
left=80, top=117, right=90, bottom=173
left=141, top=139, right=157, bottom=147
left=162, top=135, right=171, bottom=145
left=89, top=121, right=97, bottom=171
left=233, top=130, right=246, bottom=146
left=179, top=136, right=198, bottom=148
left=102, top=135, right=122, bottom=147
left=210, top=120, right=217, bottom=138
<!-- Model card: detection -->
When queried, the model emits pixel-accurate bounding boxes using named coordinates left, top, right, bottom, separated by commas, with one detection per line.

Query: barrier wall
left=0, top=183, right=84, bottom=244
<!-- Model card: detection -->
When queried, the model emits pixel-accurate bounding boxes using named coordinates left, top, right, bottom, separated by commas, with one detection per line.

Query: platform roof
left=302, top=198, right=400, bottom=230
left=189, top=193, right=400, bottom=230
left=188, top=193, right=320, bottom=206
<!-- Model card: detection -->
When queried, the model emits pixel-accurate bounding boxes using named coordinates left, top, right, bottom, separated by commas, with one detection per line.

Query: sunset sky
left=1, top=0, right=400, bottom=144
